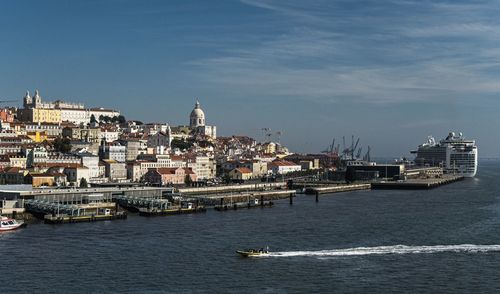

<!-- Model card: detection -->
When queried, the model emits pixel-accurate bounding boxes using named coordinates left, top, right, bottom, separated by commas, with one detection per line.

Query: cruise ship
left=411, top=132, right=478, bottom=177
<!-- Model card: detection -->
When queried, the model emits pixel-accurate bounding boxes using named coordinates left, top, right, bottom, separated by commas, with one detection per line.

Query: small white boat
left=236, top=247, right=270, bottom=257
left=0, top=216, right=26, bottom=232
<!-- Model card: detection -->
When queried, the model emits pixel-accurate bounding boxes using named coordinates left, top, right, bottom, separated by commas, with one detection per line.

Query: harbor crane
left=356, top=147, right=363, bottom=159
left=363, top=146, right=371, bottom=162
left=275, top=131, right=283, bottom=144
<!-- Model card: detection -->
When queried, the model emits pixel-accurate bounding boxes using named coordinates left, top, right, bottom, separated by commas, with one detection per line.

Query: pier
left=178, top=182, right=286, bottom=195
left=371, top=175, right=464, bottom=189
left=139, top=206, right=206, bottom=216
left=43, top=212, right=127, bottom=224
left=188, top=189, right=296, bottom=206
left=304, top=183, right=371, bottom=195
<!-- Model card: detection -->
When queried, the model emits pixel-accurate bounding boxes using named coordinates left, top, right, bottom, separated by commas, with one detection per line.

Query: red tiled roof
left=234, top=167, right=252, bottom=174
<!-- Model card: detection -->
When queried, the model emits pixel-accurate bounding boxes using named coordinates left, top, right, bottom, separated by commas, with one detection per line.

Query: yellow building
left=26, top=131, right=48, bottom=143
left=32, top=108, right=62, bottom=123
left=228, top=167, right=253, bottom=181
left=18, top=108, right=62, bottom=123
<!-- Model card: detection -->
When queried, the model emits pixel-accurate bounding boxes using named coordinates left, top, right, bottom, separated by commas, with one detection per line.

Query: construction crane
left=261, top=128, right=271, bottom=142
left=356, top=147, right=363, bottom=159
left=322, top=137, right=336, bottom=154
left=275, top=131, right=283, bottom=144
left=363, top=146, right=371, bottom=162
left=0, top=100, right=16, bottom=104
left=352, top=138, right=360, bottom=160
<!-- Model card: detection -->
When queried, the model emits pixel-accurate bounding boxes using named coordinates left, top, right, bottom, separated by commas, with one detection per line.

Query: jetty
left=304, top=183, right=371, bottom=195
left=214, top=198, right=274, bottom=211
left=188, top=189, right=296, bottom=206
left=371, top=175, right=464, bottom=189
left=138, top=205, right=206, bottom=216
left=44, top=212, right=127, bottom=224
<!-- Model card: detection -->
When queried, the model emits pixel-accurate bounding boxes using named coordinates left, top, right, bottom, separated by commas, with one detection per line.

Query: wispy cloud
left=187, top=0, right=500, bottom=105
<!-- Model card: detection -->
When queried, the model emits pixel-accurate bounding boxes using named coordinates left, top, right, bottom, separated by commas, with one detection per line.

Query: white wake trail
left=269, top=244, right=500, bottom=258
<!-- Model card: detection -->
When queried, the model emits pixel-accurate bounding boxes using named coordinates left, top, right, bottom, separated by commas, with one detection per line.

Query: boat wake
left=269, top=244, right=500, bottom=258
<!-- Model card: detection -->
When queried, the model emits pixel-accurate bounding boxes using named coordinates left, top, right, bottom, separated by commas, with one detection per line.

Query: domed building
left=190, top=101, right=205, bottom=128
left=188, top=100, right=216, bottom=139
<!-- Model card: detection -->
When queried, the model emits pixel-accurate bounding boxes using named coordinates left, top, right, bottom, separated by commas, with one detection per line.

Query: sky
left=1, top=0, right=499, bottom=157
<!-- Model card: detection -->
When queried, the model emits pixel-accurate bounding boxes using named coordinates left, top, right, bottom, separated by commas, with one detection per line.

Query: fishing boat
left=0, top=216, right=26, bottom=232
left=236, top=247, right=269, bottom=257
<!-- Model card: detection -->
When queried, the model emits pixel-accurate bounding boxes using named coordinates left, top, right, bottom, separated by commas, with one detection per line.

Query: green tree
left=80, top=178, right=88, bottom=188
left=117, top=115, right=126, bottom=124
left=90, top=114, right=97, bottom=124
left=53, top=137, right=72, bottom=153
left=184, top=174, right=193, bottom=186
left=171, top=139, right=193, bottom=150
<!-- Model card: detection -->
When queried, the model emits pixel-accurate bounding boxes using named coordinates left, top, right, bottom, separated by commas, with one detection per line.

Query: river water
left=1, top=161, right=500, bottom=293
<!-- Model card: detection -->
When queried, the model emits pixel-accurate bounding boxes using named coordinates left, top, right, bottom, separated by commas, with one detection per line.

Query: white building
left=268, top=160, right=302, bottom=175
left=189, top=100, right=216, bottom=139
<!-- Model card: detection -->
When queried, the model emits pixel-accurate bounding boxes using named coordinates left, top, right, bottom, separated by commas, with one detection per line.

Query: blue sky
left=1, top=0, right=499, bottom=157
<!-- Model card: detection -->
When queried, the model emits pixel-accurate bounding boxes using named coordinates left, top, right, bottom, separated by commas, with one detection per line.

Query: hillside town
left=0, top=90, right=325, bottom=188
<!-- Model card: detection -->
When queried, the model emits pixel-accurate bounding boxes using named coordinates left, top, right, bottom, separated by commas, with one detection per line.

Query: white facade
left=190, top=101, right=205, bottom=128
left=100, top=130, right=120, bottom=143
left=268, top=162, right=302, bottom=175
left=60, top=108, right=89, bottom=125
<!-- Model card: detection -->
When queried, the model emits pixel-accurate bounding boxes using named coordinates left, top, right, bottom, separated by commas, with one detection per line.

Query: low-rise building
left=228, top=167, right=253, bottom=181
left=268, top=160, right=302, bottom=175
left=143, top=167, right=196, bottom=185
left=102, top=159, right=127, bottom=181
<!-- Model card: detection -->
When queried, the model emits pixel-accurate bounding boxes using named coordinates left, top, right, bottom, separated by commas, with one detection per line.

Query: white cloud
left=188, top=0, right=500, bottom=105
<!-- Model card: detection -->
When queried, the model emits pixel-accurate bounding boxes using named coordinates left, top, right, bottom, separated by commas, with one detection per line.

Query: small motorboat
left=236, top=247, right=270, bottom=257
left=0, top=216, right=26, bottom=232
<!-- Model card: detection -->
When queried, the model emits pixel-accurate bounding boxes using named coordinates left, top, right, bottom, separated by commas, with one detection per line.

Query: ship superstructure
left=412, top=132, right=477, bottom=177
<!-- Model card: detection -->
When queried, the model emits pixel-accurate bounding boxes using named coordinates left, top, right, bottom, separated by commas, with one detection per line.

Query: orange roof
left=155, top=168, right=182, bottom=175
left=269, top=160, right=299, bottom=167
left=234, top=167, right=252, bottom=174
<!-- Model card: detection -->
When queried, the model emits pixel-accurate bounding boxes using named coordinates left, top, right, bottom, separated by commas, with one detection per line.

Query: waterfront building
left=1, top=167, right=28, bottom=185
left=63, top=166, right=90, bottom=187
left=228, top=167, right=253, bottom=181
left=143, top=167, right=196, bottom=185
left=102, top=159, right=127, bottom=181
left=267, top=160, right=302, bottom=175
left=75, top=152, right=101, bottom=180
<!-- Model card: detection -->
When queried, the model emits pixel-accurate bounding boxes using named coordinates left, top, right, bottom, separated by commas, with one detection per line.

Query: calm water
left=1, top=161, right=500, bottom=293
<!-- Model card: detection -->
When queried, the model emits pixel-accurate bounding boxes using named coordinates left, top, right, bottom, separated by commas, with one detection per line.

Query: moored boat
left=0, top=216, right=26, bottom=232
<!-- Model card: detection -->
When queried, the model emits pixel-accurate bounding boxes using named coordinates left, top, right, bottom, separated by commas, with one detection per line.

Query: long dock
left=44, top=212, right=127, bottom=224
left=188, top=189, right=296, bottom=206
left=371, top=176, right=464, bottom=189
left=304, top=184, right=371, bottom=195
left=138, top=206, right=206, bottom=216
left=178, top=182, right=286, bottom=195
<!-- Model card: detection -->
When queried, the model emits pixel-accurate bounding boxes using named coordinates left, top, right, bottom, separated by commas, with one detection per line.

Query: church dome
left=190, top=100, right=205, bottom=128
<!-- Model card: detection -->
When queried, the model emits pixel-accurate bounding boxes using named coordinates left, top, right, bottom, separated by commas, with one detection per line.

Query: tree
left=185, top=174, right=193, bottom=186
left=80, top=178, right=88, bottom=188
left=53, top=137, right=72, bottom=153
left=90, top=114, right=97, bottom=124
left=117, top=115, right=126, bottom=124
left=171, top=139, right=193, bottom=150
